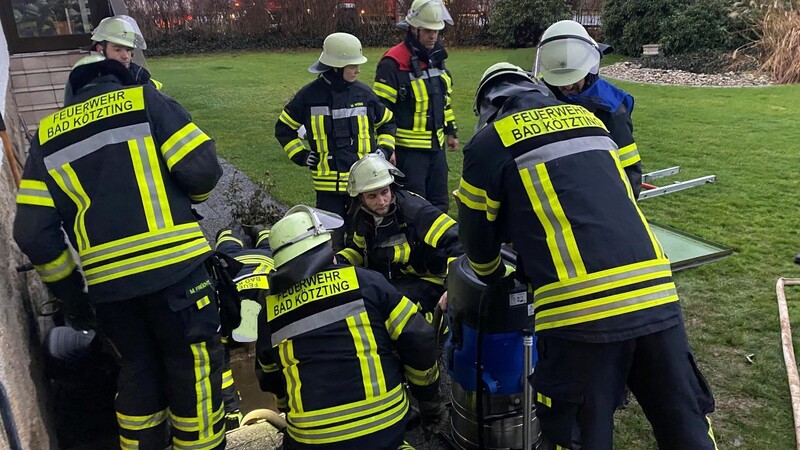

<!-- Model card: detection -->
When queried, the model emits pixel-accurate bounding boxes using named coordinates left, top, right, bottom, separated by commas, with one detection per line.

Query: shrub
left=602, top=0, right=691, bottom=56
left=487, top=0, right=574, bottom=48
left=660, top=0, right=734, bottom=54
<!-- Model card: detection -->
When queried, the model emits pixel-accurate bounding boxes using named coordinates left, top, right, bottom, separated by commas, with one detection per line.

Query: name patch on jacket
left=493, top=105, right=606, bottom=147
left=39, top=87, right=146, bottom=144
left=268, top=267, right=359, bottom=320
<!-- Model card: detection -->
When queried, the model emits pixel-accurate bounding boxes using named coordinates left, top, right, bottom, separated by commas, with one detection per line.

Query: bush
left=602, top=0, right=690, bottom=56
left=660, top=0, right=734, bottom=54
left=487, top=0, right=574, bottom=48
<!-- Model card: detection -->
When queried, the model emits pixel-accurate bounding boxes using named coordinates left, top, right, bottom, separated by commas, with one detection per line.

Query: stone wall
left=0, top=24, right=58, bottom=450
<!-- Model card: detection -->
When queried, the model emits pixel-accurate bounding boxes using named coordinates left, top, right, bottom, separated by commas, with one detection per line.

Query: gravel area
left=602, top=61, right=774, bottom=87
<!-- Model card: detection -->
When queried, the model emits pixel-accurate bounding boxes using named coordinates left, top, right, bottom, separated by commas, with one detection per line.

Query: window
left=1, top=0, right=111, bottom=53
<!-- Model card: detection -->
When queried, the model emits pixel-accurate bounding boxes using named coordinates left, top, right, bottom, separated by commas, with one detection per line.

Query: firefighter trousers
left=394, top=148, right=449, bottom=213
left=531, top=323, right=718, bottom=450
left=281, top=417, right=407, bottom=450
left=94, top=265, right=226, bottom=450
left=221, top=339, right=242, bottom=427
left=315, top=191, right=350, bottom=251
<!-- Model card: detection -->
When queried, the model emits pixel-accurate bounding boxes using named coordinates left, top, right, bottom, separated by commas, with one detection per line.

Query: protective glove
left=305, top=151, right=319, bottom=168
left=373, top=146, right=393, bottom=161
left=61, top=295, right=95, bottom=331
left=418, top=399, right=448, bottom=440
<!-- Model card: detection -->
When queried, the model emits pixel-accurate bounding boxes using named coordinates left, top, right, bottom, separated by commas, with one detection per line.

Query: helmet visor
left=400, top=0, right=453, bottom=30
left=535, top=35, right=600, bottom=87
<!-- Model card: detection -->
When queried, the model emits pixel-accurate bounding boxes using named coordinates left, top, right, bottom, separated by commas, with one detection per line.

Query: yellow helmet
left=399, top=0, right=453, bottom=31
left=91, top=15, right=147, bottom=50
left=347, top=154, right=405, bottom=197
left=535, top=20, right=601, bottom=87
left=268, top=205, right=344, bottom=268
left=309, top=32, right=368, bottom=74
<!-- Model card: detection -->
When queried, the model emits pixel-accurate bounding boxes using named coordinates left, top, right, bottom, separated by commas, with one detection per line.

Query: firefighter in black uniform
left=373, top=0, right=458, bottom=212
left=275, top=32, right=396, bottom=249
left=457, top=62, right=718, bottom=449
left=213, top=226, right=275, bottom=430
left=256, top=205, right=447, bottom=449
left=336, top=154, right=462, bottom=321
left=14, top=58, right=225, bottom=450
left=65, top=16, right=162, bottom=105
left=536, top=20, right=643, bottom=198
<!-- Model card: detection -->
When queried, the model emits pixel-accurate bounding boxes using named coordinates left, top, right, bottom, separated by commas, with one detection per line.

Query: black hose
left=475, top=286, right=492, bottom=449
left=0, top=381, right=23, bottom=450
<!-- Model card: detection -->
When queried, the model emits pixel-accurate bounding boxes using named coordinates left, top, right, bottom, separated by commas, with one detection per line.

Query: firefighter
left=91, top=15, right=162, bottom=89
left=275, top=32, right=397, bottom=250
left=457, top=62, right=718, bottom=449
left=213, top=225, right=275, bottom=430
left=65, top=16, right=161, bottom=105
left=255, top=205, right=447, bottom=449
left=336, top=154, right=462, bottom=323
left=374, top=0, right=458, bottom=212
left=536, top=20, right=643, bottom=198
left=14, top=57, right=225, bottom=449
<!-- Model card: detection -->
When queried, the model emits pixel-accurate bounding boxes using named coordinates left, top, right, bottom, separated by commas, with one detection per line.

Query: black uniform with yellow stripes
left=256, top=247, right=441, bottom=449
left=457, top=89, right=717, bottom=449
left=275, top=72, right=396, bottom=220
left=547, top=77, right=642, bottom=198
left=336, top=189, right=462, bottom=313
left=14, top=60, right=226, bottom=450
left=374, top=40, right=457, bottom=211
left=214, top=227, right=275, bottom=429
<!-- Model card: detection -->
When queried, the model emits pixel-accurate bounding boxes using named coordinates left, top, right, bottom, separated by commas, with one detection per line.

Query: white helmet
left=535, top=20, right=601, bottom=87
left=398, top=0, right=453, bottom=31
left=347, top=154, right=404, bottom=197
left=309, top=32, right=368, bottom=74
left=91, top=15, right=147, bottom=50
left=268, top=205, right=344, bottom=268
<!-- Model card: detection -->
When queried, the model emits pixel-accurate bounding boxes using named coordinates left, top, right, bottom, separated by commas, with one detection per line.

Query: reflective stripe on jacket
left=14, top=81, right=221, bottom=303
left=457, top=92, right=680, bottom=342
left=374, top=43, right=456, bottom=150
left=275, top=76, right=396, bottom=193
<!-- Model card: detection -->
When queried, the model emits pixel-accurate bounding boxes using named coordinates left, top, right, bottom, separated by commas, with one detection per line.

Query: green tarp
left=651, top=222, right=733, bottom=271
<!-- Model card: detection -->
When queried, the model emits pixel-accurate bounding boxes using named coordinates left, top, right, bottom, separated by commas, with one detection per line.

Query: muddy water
left=229, top=344, right=277, bottom=414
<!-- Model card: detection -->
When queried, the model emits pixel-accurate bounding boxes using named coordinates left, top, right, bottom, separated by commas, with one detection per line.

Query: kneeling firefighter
left=337, top=154, right=462, bottom=331
left=255, top=205, right=447, bottom=449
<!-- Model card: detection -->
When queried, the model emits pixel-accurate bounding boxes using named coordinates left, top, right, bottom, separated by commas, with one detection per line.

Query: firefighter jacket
left=549, top=78, right=642, bottom=198
left=336, top=189, right=463, bottom=284
left=374, top=41, right=457, bottom=151
left=456, top=91, right=681, bottom=343
left=64, top=61, right=163, bottom=107
left=256, top=246, right=440, bottom=446
left=215, top=227, right=274, bottom=300
left=275, top=73, right=396, bottom=194
left=14, top=61, right=222, bottom=304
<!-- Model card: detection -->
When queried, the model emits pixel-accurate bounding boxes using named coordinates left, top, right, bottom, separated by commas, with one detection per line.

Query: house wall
left=0, top=19, right=58, bottom=450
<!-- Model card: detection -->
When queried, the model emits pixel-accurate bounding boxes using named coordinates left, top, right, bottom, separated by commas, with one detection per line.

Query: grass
left=151, top=48, right=800, bottom=448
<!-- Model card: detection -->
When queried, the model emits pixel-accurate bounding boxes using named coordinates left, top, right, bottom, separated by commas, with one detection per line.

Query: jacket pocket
left=164, top=266, right=220, bottom=344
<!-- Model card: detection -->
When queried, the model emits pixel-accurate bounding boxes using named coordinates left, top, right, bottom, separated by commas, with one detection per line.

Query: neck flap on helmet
left=475, top=77, right=551, bottom=130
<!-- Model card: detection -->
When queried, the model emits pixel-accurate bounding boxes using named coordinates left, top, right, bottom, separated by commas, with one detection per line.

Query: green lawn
left=151, top=48, right=800, bottom=448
